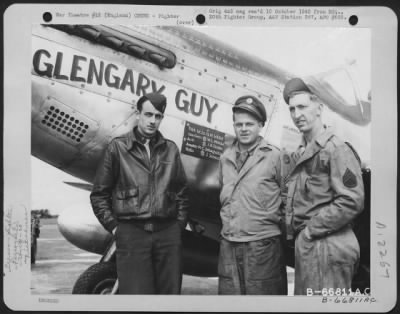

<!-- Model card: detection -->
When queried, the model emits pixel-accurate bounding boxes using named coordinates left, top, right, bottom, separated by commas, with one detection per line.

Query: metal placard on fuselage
left=181, top=121, right=225, bottom=161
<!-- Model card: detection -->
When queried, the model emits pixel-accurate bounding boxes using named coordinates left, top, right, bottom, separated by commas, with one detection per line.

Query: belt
left=127, top=218, right=176, bottom=232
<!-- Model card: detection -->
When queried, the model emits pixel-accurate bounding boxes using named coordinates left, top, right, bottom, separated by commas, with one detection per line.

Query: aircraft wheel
left=72, top=262, right=117, bottom=294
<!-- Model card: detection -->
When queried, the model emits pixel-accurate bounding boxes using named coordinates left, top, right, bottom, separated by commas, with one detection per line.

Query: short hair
left=137, top=100, right=143, bottom=112
left=137, top=99, right=146, bottom=112
left=136, top=93, right=167, bottom=113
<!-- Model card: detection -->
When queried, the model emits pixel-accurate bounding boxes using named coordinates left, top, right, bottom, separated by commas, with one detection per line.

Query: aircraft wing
left=64, top=181, right=93, bottom=191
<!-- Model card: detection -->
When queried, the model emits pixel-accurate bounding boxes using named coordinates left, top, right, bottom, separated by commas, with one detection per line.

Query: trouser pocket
left=218, top=239, right=240, bottom=294
left=294, top=227, right=360, bottom=295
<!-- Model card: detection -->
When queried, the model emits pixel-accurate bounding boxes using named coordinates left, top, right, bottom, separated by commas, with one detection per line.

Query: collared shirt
left=296, top=126, right=326, bottom=158
left=219, top=138, right=283, bottom=242
left=284, top=127, right=364, bottom=240
left=234, top=137, right=261, bottom=172
left=143, top=140, right=151, bottom=158
left=134, top=128, right=158, bottom=159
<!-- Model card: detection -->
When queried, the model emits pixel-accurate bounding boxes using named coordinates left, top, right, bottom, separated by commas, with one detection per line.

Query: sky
left=31, top=26, right=371, bottom=215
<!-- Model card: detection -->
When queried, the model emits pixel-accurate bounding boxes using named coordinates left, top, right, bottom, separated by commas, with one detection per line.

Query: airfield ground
left=31, top=218, right=294, bottom=295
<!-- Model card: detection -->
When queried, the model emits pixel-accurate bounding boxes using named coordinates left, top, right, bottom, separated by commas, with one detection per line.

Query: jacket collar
left=227, top=136, right=270, bottom=158
left=314, top=126, right=334, bottom=148
left=295, top=126, right=334, bottom=166
left=224, top=136, right=273, bottom=187
left=127, top=127, right=166, bottom=151
left=234, top=136, right=262, bottom=155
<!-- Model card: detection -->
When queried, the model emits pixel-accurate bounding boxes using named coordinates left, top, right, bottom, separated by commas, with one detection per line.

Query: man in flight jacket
left=90, top=93, right=189, bottom=294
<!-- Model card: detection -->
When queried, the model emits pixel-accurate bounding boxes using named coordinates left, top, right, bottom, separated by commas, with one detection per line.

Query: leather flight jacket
left=90, top=128, right=189, bottom=233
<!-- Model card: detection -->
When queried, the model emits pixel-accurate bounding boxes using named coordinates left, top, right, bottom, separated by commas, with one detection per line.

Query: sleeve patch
left=343, top=168, right=357, bottom=188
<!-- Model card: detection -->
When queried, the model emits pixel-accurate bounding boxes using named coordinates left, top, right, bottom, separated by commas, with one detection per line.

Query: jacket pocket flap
left=116, top=188, right=138, bottom=199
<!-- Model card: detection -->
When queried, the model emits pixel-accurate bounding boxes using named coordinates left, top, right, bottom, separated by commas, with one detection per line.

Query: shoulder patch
left=343, top=168, right=357, bottom=188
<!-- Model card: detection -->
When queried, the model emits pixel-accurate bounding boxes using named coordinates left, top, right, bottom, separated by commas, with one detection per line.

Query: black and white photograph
left=3, top=4, right=397, bottom=312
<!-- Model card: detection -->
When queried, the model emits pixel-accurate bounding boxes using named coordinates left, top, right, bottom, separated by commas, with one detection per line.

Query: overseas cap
left=283, top=78, right=313, bottom=104
left=233, top=95, right=267, bottom=124
left=137, top=93, right=167, bottom=113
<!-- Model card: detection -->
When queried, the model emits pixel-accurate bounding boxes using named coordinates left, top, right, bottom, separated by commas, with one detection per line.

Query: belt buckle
left=144, top=222, right=154, bottom=232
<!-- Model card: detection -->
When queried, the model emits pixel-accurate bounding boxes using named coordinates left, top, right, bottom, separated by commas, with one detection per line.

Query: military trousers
left=294, top=225, right=360, bottom=295
left=115, top=220, right=182, bottom=294
left=218, top=235, right=288, bottom=295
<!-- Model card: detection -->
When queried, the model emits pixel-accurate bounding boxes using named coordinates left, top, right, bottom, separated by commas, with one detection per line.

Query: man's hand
left=188, top=219, right=205, bottom=235
left=112, top=227, right=117, bottom=236
left=178, top=220, right=187, bottom=232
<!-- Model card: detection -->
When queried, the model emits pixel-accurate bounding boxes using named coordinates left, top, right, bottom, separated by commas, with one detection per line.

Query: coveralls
left=284, top=128, right=364, bottom=295
left=218, top=137, right=287, bottom=295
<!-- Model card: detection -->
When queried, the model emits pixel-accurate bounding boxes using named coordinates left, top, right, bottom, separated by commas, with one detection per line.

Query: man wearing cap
left=90, top=93, right=189, bottom=294
left=282, top=78, right=364, bottom=295
left=217, top=95, right=288, bottom=295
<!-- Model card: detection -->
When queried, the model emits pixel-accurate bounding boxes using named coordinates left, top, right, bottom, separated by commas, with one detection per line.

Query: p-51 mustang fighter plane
left=31, top=24, right=371, bottom=294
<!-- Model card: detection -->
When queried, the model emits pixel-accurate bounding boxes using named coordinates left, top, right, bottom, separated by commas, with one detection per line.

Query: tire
left=31, top=236, right=37, bottom=264
left=72, top=262, right=118, bottom=294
